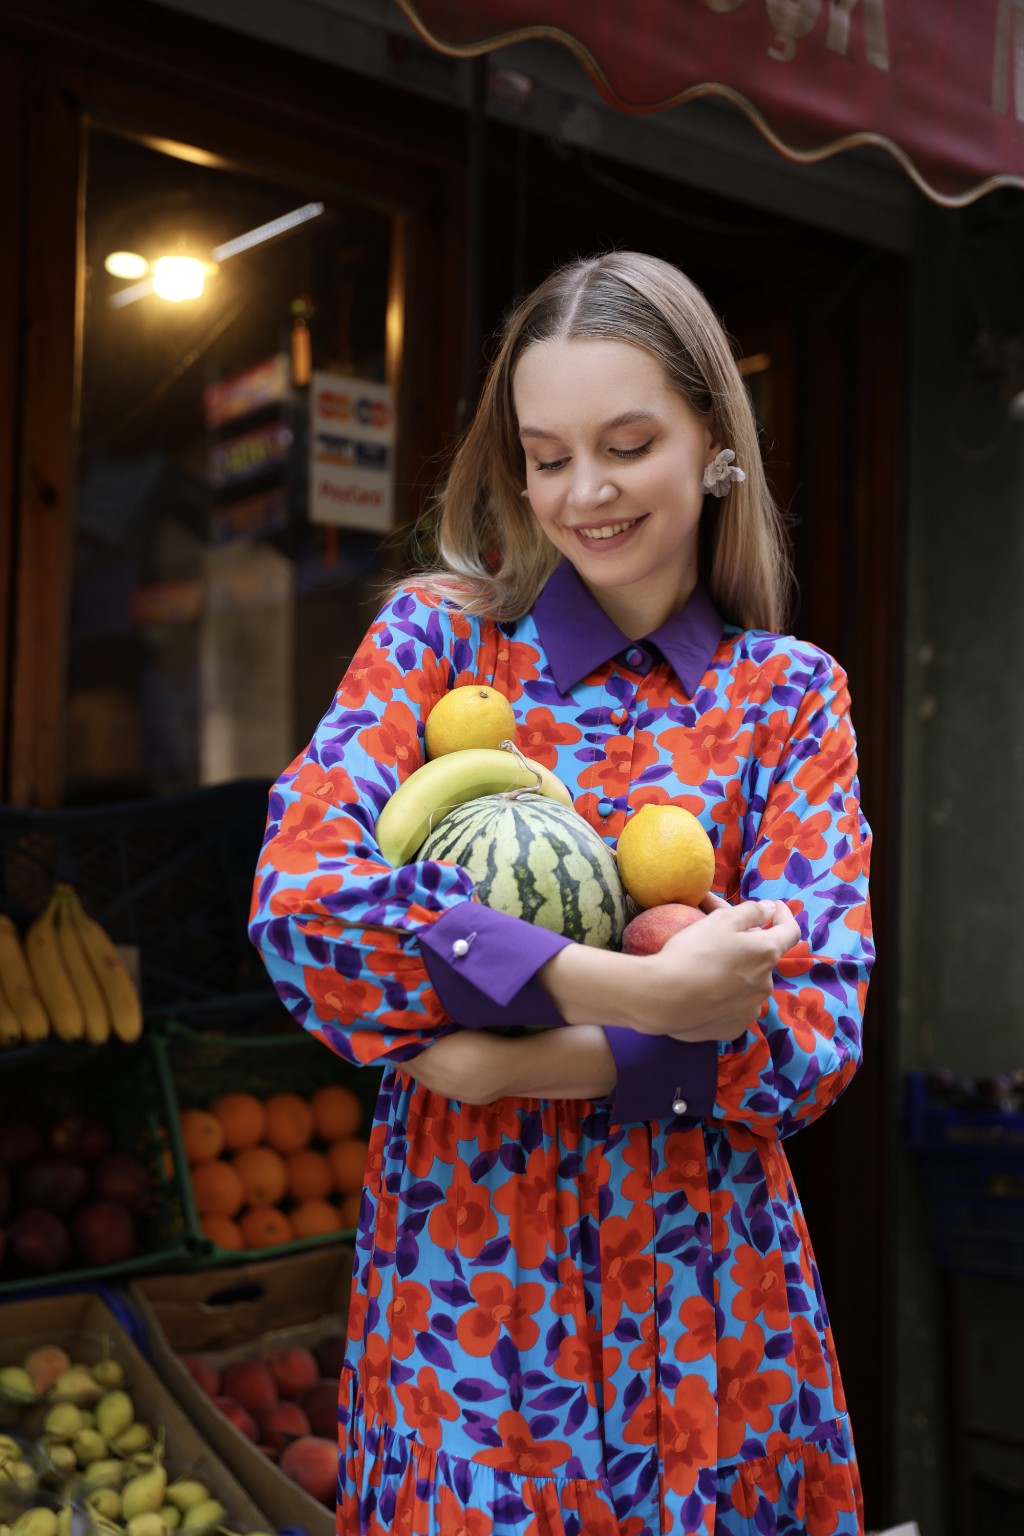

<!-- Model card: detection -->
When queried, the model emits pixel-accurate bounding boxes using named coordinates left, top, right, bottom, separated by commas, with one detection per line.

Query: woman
left=249, top=251, right=873, bottom=1534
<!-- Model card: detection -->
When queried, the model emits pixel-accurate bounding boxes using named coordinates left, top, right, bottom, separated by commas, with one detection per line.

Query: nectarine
left=256, top=1400, right=311, bottom=1451
left=622, top=903, right=705, bottom=956
left=213, top=1395, right=259, bottom=1443
left=266, top=1347, right=318, bottom=1401
left=221, top=1359, right=277, bottom=1416
left=278, top=1435, right=337, bottom=1505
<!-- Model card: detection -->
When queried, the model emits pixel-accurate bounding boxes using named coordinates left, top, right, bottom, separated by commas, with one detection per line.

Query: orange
left=211, top=1092, right=266, bottom=1151
left=201, top=1214, right=244, bottom=1250
left=180, top=1108, right=225, bottom=1166
left=615, top=804, right=716, bottom=909
left=327, top=1137, right=370, bottom=1195
left=191, top=1158, right=245, bottom=1218
left=339, top=1190, right=362, bottom=1229
left=239, top=1205, right=295, bottom=1249
left=233, top=1144, right=289, bottom=1207
left=286, top=1148, right=333, bottom=1202
left=264, top=1092, right=314, bottom=1154
left=424, top=685, right=516, bottom=759
left=310, top=1084, right=363, bottom=1143
left=290, top=1199, right=342, bottom=1238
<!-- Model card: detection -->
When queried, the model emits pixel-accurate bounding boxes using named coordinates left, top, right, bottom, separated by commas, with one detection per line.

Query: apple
left=72, top=1201, right=136, bottom=1266
left=7, top=1208, right=71, bottom=1274
left=622, top=903, right=706, bottom=956
left=91, top=1154, right=151, bottom=1215
left=18, top=1154, right=89, bottom=1216
left=50, top=1115, right=112, bottom=1163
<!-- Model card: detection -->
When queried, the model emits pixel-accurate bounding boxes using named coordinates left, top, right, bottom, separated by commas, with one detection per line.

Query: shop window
left=68, top=127, right=399, bottom=802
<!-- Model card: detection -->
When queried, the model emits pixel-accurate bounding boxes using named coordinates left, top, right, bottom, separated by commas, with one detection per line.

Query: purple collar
left=531, top=559, right=725, bottom=696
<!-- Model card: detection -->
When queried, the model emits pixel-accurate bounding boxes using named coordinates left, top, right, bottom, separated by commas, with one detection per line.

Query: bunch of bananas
left=0, top=884, right=142, bottom=1049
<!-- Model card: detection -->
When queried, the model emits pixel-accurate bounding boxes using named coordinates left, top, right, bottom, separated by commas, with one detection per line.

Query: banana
left=0, top=976, right=22, bottom=1048
left=375, top=743, right=574, bottom=868
left=53, top=885, right=111, bottom=1045
left=25, top=892, right=85, bottom=1041
left=62, top=886, right=142, bottom=1043
left=0, top=913, right=50, bottom=1042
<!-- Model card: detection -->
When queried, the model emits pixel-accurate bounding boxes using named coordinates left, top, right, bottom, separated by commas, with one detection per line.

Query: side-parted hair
left=395, top=251, right=791, bottom=633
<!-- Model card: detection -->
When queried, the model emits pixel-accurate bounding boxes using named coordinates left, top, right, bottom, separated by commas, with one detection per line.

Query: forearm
left=401, top=1024, right=615, bottom=1104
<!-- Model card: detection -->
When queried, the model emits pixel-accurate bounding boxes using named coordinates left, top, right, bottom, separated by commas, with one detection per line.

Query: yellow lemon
left=615, top=804, right=716, bottom=909
left=424, top=684, right=517, bottom=759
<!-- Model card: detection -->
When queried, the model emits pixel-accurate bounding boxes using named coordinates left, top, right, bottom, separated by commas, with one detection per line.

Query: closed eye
left=534, top=457, right=569, bottom=472
left=612, top=441, right=653, bottom=459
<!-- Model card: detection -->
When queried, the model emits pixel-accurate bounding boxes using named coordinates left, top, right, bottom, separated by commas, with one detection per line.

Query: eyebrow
left=518, top=409, right=661, bottom=440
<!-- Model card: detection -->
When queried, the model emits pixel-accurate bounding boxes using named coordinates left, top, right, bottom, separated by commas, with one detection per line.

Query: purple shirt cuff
left=418, top=903, right=570, bottom=1030
left=603, top=1029, right=718, bottom=1124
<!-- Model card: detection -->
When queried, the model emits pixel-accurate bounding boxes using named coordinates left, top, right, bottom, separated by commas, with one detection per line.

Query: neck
left=586, top=566, right=699, bottom=641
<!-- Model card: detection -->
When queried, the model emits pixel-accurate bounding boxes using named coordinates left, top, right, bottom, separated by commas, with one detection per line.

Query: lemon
left=615, top=804, right=716, bottom=909
left=424, top=684, right=517, bottom=759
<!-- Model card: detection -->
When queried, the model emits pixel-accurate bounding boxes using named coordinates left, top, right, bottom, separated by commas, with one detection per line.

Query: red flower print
left=402, top=1086, right=461, bottom=1177
left=359, top=700, right=421, bottom=776
left=517, top=706, right=581, bottom=768
left=775, top=936, right=818, bottom=983
left=400, top=645, right=450, bottom=713
left=711, top=780, right=747, bottom=893
left=372, top=1186, right=397, bottom=1257
left=800, top=1441, right=859, bottom=1535
left=455, top=1272, right=545, bottom=1357
left=710, top=1187, right=736, bottom=1249
left=750, top=708, right=796, bottom=771
left=620, top=1127, right=653, bottom=1204
left=260, top=799, right=362, bottom=875
left=427, top=1162, right=499, bottom=1259
left=580, top=731, right=659, bottom=795
left=346, top=1286, right=367, bottom=1343
left=757, top=799, right=831, bottom=881
left=674, top=1294, right=717, bottom=1364
left=267, top=873, right=340, bottom=918
left=550, top=1255, right=589, bottom=1319
left=290, top=759, right=359, bottom=808
left=492, top=1145, right=576, bottom=1267
left=461, top=1096, right=527, bottom=1153
left=844, top=898, right=873, bottom=937
left=337, top=641, right=405, bottom=708
left=484, top=637, right=541, bottom=703
left=730, top=1244, right=790, bottom=1332
left=551, top=1332, right=596, bottom=1388
left=794, top=719, right=856, bottom=805
left=717, top=1322, right=793, bottom=1460
left=627, top=1310, right=659, bottom=1373
left=474, top=1411, right=570, bottom=1477
left=778, top=986, right=835, bottom=1051
left=357, top=1331, right=395, bottom=1428
left=652, top=1127, right=710, bottom=1210
left=305, top=970, right=382, bottom=1028
left=727, top=653, right=791, bottom=707
left=790, top=1315, right=830, bottom=1389
left=599, top=1212, right=655, bottom=1330
left=660, top=1375, right=717, bottom=1497
left=436, top=1487, right=493, bottom=1536
left=663, top=705, right=750, bottom=785
left=387, top=1279, right=431, bottom=1360
left=395, top=1366, right=459, bottom=1449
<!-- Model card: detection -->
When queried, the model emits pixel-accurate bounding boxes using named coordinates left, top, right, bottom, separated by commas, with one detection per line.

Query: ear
left=705, top=411, right=725, bottom=463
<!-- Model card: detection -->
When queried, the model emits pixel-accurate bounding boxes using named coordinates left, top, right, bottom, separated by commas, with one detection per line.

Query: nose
left=566, top=461, right=618, bottom=512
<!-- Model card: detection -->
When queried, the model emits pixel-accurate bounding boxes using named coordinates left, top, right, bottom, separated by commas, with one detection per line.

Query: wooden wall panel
left=0, top=43, right=27, bottom=801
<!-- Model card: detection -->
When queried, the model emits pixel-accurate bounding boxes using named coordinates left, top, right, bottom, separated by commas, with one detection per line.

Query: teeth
left=578, top=520, right=639, bottom=539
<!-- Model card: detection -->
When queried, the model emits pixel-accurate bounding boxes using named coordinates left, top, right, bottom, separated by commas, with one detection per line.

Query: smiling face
left=513, top=337, right=719, bottom=636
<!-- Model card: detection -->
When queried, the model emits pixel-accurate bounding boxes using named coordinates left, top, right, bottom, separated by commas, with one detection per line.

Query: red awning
left=395, top=0, right=1024, bottom=206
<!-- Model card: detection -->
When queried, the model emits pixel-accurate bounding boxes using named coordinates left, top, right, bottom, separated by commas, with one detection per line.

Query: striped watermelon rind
left=417, top=792, right=626, bottom=949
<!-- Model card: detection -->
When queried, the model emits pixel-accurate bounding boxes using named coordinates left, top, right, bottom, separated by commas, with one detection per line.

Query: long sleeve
left=710, top=652, right=873, bottom=1139
left=248, top=588, right=567, bottom=1068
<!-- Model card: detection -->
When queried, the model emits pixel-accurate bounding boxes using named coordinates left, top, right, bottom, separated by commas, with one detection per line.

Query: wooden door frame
left=0, top=0, right=467, bottom=808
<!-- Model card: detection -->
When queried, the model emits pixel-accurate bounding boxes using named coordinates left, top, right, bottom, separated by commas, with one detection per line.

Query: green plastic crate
left=0, top=1035, right=191, bottom=1295
left=155, top=1021, right=382, bottom=1268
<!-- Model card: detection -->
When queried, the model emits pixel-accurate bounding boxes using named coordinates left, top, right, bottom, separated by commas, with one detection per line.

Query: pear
left=121, top=1467, right=167, bottom=1523
left=181, top=1501, right=225, bottom=1531
left=9, top=1512, right=58, bottom=1536
left=0, top=1371, right=35, bottom=1404
left=41, top=1405, right=82, bottom=1440
left=164, top=1483, right=209, bottom=1513
left=95, top=1392, right=133, bottom=1442
left=50, top=1368, right=100, bottom=1408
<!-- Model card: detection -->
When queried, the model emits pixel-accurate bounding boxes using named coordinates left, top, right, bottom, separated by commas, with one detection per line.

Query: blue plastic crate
left=905, top=1071, right=1024, bottom=1277
left=0, top=779, right=278, bottom=1022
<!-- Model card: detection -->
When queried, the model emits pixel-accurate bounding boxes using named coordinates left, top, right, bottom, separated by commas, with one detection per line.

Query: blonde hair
left=396, top=251, right=791, bottom=632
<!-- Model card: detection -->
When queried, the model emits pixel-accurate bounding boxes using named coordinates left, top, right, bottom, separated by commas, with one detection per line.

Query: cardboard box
left=0, top=1290, right=272, bottom=1533
left=131, top=1247, right=355, bottom=1536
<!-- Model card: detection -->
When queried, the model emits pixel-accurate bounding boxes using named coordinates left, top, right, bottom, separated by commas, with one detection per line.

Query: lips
left=569, top=514, right=648, bottom=549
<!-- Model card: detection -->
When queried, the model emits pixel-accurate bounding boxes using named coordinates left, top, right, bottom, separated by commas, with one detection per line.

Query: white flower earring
left=702, top=449, right=746, bottom=498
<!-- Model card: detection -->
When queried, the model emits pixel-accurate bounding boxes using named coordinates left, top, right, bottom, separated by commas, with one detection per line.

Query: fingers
left=699, top=892, right=730, bottom=914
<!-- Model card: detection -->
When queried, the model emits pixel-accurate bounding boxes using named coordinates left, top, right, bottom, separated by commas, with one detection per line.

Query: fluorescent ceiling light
left=211, top=201, right=325, bottom=263
left=105, top=250, right=149, bottom=279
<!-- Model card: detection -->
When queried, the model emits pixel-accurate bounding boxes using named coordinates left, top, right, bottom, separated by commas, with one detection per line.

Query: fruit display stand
left=0, top=1035, right=192, bottom=1295
left=129, top=1247, right=355, bottom=1536
left=156, top=1022, right=381, bottom=1266
left=0, top=1289, right=274, bottom=1534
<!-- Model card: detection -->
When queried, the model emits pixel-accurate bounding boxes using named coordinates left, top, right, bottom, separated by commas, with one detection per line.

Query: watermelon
left=417, top=791, right=626, bottom=948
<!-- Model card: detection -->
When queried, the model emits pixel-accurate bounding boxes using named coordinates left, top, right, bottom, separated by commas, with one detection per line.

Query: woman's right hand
left=646, top=897, right=801, bottom=1042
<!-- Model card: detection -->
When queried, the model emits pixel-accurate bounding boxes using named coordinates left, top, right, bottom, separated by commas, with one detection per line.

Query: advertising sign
left=309, top=372, right=395, bottom=532
left=203, top=355, right=291, bottom=430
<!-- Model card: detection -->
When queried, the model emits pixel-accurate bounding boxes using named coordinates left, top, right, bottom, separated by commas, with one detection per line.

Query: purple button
left=625, top=647, right=645, bottom=667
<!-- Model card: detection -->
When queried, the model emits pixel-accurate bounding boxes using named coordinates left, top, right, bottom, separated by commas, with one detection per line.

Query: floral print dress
left=249, top=560, right=873, bottom=1536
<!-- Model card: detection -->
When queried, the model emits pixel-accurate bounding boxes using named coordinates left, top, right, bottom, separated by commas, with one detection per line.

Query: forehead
left=512, top=337, right=673, bottom=431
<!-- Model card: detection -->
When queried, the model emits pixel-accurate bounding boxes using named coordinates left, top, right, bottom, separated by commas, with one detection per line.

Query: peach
left=212, top=1395, right=259, bottom=1442
left=256, top=1400, right=311, bottom=1451
left=181, top=1354, right=221, bottom=1397
left=23, top=1345, right=72, bottom=1394
left=278, top=1435, right=338, bottom=1505
left=266, top=1347, right=319, bottom=1402
left=299, top=1379, right=339, bottom=1439
left=221, top=1359, right=277, bottom=1416
left=622, top=902, right=706, bottom=956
